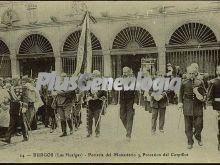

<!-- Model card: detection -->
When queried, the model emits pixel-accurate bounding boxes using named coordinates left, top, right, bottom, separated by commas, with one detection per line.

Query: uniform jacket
left=207, top=77, right=220, bottom=111
left=179, top=78, right=206, bottom=116
left=55, top=90, right=76, bottom=108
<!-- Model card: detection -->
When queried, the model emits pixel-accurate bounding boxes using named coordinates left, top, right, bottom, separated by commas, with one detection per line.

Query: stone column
left=158, top=46, right=166, bottom=74
left=103, top=50, right=112, bottom=77
left=54, top=51, right=62, bottom=75
left=10, top=48, right=20, bottom=78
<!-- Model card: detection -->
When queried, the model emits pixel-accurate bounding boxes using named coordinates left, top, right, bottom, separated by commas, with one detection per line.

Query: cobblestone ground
left=0, top=104, right=220, bottom=163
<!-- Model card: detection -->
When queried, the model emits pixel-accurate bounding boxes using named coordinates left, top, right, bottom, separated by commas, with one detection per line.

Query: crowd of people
left=0, top=63, right=220, bottom=152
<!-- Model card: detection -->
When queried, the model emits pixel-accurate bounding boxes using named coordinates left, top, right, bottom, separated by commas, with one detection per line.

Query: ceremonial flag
left=74, top=12, right=94, bottom=75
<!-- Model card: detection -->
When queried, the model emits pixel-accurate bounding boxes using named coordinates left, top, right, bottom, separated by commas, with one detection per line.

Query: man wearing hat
left=178, top=66, right=206, bottom=149
left=85, top=70, right=107, bottom=138
left=53, top=72, right=75, bottom=137
left=1, top=75, right=29, bottom=144
left=207, top=65, right=220, bottom=151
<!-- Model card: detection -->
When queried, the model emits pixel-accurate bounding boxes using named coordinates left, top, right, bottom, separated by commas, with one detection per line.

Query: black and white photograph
left=0, top=0, right=220, bottom=163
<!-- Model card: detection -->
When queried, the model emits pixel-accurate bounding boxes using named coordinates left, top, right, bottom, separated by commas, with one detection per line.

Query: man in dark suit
left=151, top=71, right=169, bottom=135
left=178, top=66, right=206, bottom=149
left=119, top=67, right=136, bottom=141
left=207, top=65, right=220, bottom=151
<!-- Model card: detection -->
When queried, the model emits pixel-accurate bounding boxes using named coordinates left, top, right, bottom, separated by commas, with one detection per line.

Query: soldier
left=1, top=75, right=29, bottom=144
left=53, top=72, right=75, bottom=137
left=22, top=75, right=43, bottom=130
left=207, top=65, right=220, bottom=151
left=150, top=71, right=169, bottom=135
left=178, top=66, right=206, bottom=149
left=120, top=67, right=136, bottom=141
left=86, top=70, right=107, bottom=138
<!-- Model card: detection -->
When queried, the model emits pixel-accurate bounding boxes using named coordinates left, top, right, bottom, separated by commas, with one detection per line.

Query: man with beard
left=86, top=70, right=107, bottom=138
left=119, top=67, right=136, bottom=141
left=207, top=65, right=220, bottom=151
left=178, top=66, right=206, bottom=149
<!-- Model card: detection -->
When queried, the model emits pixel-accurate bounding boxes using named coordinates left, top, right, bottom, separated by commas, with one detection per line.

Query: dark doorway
left=19, top=57, right=55, bottom=78
left=121, top=54, right=146, bottom=76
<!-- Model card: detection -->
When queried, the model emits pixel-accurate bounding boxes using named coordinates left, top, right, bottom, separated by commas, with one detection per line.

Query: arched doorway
left=111, top=26, right=157, bottom=104
left=166, top=22, right=220, bottom=78
left=0, top=40, right=11, bottom=77
left=62, top=30, right=103, bottom=76
left=111, top=26, right=157, bottom=78
left=18, top=34, right=55, bottom=78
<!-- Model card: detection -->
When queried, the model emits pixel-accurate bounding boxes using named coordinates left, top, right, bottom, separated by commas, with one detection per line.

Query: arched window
left=112, top=26, right=156, bottom=49
left=0, top=40, right=11, bottom=77
left=63, top=30, right=102, bottom=52
left=169, top=23, right=217, bottom=45
left=19, top=34, right=53, bottom=54
left=62, top=30, right=103, bottom=75
left=166, top=22, right=219, bottom=79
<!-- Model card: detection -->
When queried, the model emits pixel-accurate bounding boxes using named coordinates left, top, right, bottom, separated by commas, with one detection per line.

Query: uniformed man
left=207, top=65, right=220, bottom=151
left=54, top=73, right=75, bottom=137
left=151, top=71, right=169, bottom=135
left=86, top=70, right=107, bottom=138
left=22, top=75, right=43, bottom=130
left=120, top=67, right=136, bottom=141
left=178, top=66, right=206, bottom=149
left=1, top=75, right=29, bottom=144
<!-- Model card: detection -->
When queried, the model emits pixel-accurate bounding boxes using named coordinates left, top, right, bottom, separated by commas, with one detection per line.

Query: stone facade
left=0, top=1, right=220, bottom=78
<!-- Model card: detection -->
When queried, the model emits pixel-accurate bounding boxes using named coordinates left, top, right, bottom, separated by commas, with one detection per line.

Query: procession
left=0, top=62, right=219, bottom=153
left=1, top=1, right=220, bottom=163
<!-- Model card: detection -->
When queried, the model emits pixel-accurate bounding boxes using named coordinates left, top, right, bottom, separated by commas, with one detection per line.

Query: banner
left=74, top=12, right=93, bottom=75
left=74, top=12, right=87, bottom=76
left=85, top=13, right=93, bottom=73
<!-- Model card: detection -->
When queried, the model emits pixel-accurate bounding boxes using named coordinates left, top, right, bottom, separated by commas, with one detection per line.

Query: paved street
left=0, top=104, right=220, bottom=163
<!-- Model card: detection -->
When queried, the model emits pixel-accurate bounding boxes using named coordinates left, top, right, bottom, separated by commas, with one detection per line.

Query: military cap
left=167, top=63, right=172, bottom=66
